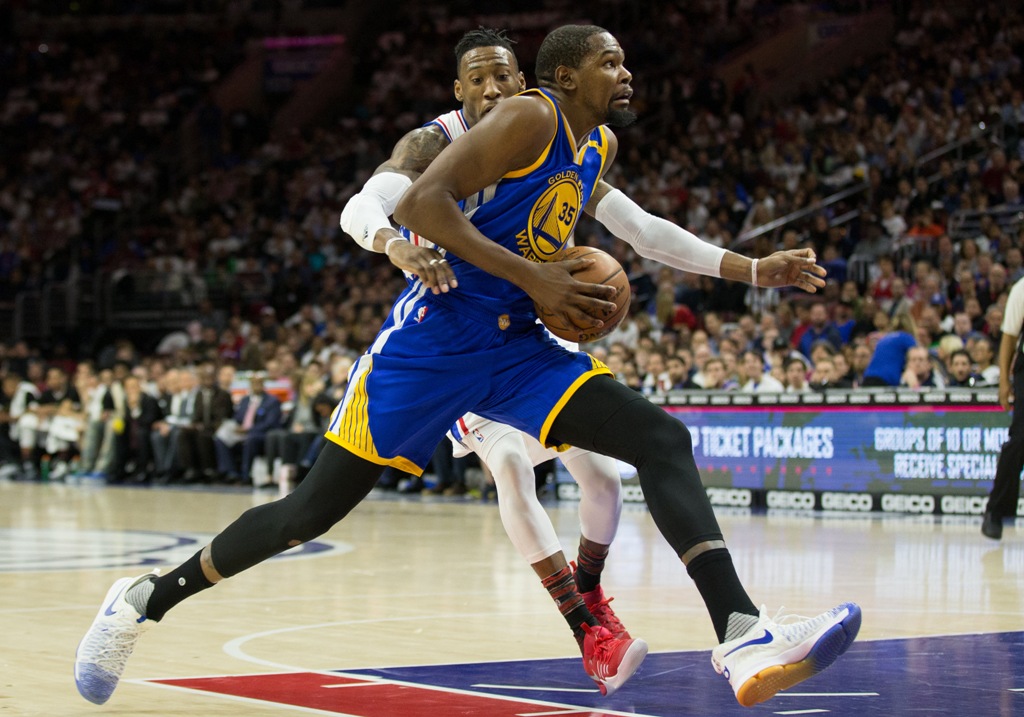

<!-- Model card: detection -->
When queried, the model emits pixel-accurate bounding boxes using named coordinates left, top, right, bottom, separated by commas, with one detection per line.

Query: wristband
left=751, top=258, right=759, bottom=287
left=384, top=236, right=403, bottom=257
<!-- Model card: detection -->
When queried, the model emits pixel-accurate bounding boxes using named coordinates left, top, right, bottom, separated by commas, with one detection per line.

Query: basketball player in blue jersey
left=75, top=26, right=860, bottom=709
left=341, top=26, right=644, bottom=690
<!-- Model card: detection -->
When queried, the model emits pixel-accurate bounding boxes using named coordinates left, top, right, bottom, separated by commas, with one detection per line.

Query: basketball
left=534, top=246, right=631, bottom=344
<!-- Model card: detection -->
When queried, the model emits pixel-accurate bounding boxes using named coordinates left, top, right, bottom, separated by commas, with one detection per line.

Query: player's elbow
left=392, top=187, right=419, bottom=230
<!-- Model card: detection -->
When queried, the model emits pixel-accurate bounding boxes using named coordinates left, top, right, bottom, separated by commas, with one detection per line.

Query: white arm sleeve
left=339, top=172, right=413, bottom=251
left=594, top=187, right=727, bottom=277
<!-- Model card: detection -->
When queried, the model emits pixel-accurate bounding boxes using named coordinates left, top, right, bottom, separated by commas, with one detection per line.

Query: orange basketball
left=534, top=246, right=631, bottom=344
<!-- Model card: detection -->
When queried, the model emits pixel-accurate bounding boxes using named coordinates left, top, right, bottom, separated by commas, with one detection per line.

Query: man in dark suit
left=179, top=362, right=234, bottom=482
left=214, top=373, right=281, bottom=484
left=111, top=376, right=164, bottom=483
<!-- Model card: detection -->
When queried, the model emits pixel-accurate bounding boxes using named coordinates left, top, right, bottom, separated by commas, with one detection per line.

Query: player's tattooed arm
left=375, top=126, right=450, bottom=179
left=366, top=125, right=457, bottom=294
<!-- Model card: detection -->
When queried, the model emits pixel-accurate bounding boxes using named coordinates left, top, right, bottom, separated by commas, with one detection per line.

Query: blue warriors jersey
left=404, top=89, right=611, bottom=330
left=325, top=90, right=613, bottom=474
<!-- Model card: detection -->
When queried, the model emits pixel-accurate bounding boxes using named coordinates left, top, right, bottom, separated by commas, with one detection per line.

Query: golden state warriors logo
left=517, top=172, right=582, bottom=262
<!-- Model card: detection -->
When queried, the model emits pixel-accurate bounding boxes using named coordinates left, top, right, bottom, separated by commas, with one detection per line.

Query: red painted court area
left=153, top=671, right=620, bottom=716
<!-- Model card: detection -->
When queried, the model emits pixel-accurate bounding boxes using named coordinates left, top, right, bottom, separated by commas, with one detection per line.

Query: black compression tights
left=549, top=375, right=723, bottom=557
left=209, top=442, right=383, bottom=577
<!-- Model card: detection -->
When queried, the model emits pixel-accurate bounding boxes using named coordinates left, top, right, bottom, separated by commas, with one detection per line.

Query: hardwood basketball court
left=2, top=479, right=1022, bottom=716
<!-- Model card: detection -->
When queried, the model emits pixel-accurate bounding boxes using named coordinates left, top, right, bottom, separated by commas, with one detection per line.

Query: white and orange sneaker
left=711, top=602, right=862, bottom=707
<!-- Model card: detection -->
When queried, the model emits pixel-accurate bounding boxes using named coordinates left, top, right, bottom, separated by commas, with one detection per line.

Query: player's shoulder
left=386, top=124, right=451, bottom=175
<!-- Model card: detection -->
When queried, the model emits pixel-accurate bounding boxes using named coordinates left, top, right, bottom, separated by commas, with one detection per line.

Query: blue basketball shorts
left=325, top=284, right=610, bottom=475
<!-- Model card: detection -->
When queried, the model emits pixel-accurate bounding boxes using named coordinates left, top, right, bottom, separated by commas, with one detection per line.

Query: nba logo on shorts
left=416, top=306, right=429, bottom=323
left=472, top=429, right=485, bottom=443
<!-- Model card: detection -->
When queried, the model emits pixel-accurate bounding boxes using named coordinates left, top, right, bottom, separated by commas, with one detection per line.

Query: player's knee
left=489, top=450, right=534, bottom=492
left=639, top=416, right=693, bottom=465
left=278, top=494, right=346, bottom=544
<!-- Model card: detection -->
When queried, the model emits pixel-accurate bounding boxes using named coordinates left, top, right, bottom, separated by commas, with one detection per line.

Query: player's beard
left=606, top=107, right=637, bottom=127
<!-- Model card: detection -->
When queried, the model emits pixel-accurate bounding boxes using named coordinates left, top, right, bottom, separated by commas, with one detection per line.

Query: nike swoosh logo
left=724, top=629, right=774, bottom=657
left=102, top=586, right=125, bottom=616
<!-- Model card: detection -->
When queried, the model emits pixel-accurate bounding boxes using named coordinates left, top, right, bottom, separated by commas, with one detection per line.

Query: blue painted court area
left=346, top=632, right=1024, bottom=716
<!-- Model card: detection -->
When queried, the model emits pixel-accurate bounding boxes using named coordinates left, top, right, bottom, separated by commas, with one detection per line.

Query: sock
left=724, top=611, right=761, bottom=641
left=685, top=548, right=758, bottom=643
left=125, top=576, right=155, bottom=616
left=143, top=550, right=215, bottom=621
left=541, top=566, right=599, bottom=647
left=574, top=540, right=608, bottom=595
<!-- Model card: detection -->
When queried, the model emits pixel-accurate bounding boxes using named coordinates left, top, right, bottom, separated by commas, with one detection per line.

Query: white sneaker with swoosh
left=711, top=602, right=861, bottom=707
left=74, top=572, right=158, bottom=704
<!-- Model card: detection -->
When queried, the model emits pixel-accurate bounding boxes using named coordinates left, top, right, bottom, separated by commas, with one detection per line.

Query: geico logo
left=940, top=495, right=987, bottom=515
left=821, top=492, right=873, bottom=511
left=706, top=488, right=752, bottom=507
left=880, top=494, right=935, bottom=513
left=623, top=485, right=646, bottom=503
left=766, top=491, right=816, bottom=510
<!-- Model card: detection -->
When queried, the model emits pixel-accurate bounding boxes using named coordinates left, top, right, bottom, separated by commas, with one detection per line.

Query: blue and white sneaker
left=711, top=602, right=861, bottom=707
left=74, top=572, right=157, bottom=704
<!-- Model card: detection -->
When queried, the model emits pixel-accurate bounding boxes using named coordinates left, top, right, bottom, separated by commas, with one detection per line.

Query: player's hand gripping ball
left=535, top=246, right=631, bottom=343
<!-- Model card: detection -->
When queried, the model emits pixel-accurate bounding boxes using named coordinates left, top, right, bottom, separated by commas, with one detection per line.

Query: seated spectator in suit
left=110, top=376, right=164, bottom=483
left=151, top=368, right=196, bottom=482
left=179, top=362, right=234, bottom=482
left=214, top=373, right=282, bottom=484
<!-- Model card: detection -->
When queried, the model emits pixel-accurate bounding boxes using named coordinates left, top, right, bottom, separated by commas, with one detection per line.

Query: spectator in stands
left=794, top=303, right=843, bottom=358
left=151, top=369, right=197, bottom=483
left=946, top=349, right=983, bottom=388
left=901, top=346, right=945, bottom=389
left=664, top=354, right=699, bottom=391
left=809, top=356, right=839, bottom=392
left=264, top=371, right=325, bottom=487
left=78, top=368, right=118, bottom=478
left=936, top=334, right=965, bottom=379
left=179, top=363, right=233, bottom=483
left=862, top=313, right=919, bottom=387
left=869, top=256, right=898, bottom=306
left=783, top=357, right=811, bottom=394
left=0, top=373, right=34, bottom=478
left=849, top=342, right=873, bottom=387
left=830, top=350, right=855, bottom=389
left=738, top=350, right=783, bottom=393
left=701, top=357, right=736, bottom=391
left=150, top=369, right=178, bottom=478
left=641, top=350, right=671, bottom=395
left=15, top=366, right=80, bottom=479
left=971, top=335, right=1000, bottom=385
left=214, top=373, right=282, bottom=484
left=1005, top=247, right=1024, bottom=283
left=110, top=376, right=164, bottom=483
left=217, top=364, right=237, bottom=395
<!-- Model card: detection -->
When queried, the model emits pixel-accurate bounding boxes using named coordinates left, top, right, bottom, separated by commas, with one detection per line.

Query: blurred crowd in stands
left=1, top=1, right=1023, bottom=485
